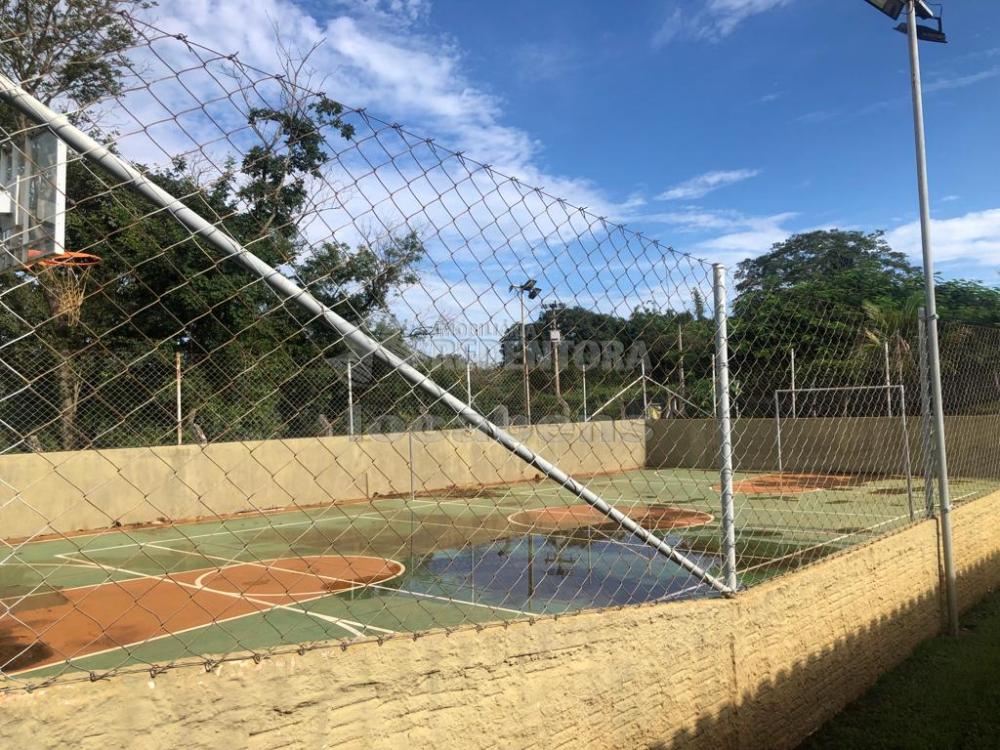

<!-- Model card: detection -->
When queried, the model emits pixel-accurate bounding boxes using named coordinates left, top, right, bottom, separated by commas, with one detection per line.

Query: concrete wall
left=0, top=420, right=645, bottom=540
left=3, top=490, right=999, bottom=749
left=647, top=415, right=1000, bottom=478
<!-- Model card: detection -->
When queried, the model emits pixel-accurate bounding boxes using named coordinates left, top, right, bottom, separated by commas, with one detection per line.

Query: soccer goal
left=772, top=384, right=915, bottom=519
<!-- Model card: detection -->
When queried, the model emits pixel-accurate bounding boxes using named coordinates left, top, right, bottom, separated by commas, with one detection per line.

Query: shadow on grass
left=659, top=547, right=1000, bottom=750
left=798, top=585, right=1000, bottom=749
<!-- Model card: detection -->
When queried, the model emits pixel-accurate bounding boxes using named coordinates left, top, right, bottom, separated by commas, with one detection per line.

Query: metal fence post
left=175, top=351, right=183, bottom=445
left=897, top=385, right=915, bottom=522
left=347, top=360, right=355, bottom=438
left=641, top=359, right=648, bottom=418
left=918, top=307, right=935, bottom=517
left=884, top=341, right=894, bottom=417
left=466, top=359, right=473, bottom=407
left=906, top=1, right=958, bottom=635
left=713, top=264, right=738, bottom=591
left=790, top=347, right=796, bottom=419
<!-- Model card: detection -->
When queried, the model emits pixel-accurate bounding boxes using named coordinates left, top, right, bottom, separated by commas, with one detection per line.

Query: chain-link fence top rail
left=0, top=14, right=990, bottom=691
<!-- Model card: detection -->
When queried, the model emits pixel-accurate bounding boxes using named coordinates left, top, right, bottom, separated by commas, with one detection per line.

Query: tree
left=0, top=0, right=154, bottom=108
left=0, top=1, right=156, bottom=450
left=0, top=10, right=426, bottom=450
left=936, top=280, right=1000, bottom=326
left=735, top=230, right=921, bottom=310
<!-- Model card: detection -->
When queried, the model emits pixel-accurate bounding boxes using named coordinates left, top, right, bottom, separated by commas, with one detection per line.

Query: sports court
left=7, top=466, right=988, bottom=683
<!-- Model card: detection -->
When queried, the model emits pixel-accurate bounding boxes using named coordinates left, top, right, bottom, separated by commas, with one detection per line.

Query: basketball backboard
left=0, top=130, right=66, bottom=271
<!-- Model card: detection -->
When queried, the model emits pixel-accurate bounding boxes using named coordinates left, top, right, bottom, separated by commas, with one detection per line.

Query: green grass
left=800, top=589, right=1000, bottom=749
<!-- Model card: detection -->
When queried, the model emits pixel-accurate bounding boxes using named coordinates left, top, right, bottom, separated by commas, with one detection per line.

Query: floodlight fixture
left=895, top=14, right=947, bottom=43
left=864, top=0, right=905, bottom=19
left=863, top=0, right=934, bottom=20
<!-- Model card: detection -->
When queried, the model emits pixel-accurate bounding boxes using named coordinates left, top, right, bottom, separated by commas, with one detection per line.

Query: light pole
left=510, top=280, right=541, bottom=425
left=861, top=0, right=957, bottom=635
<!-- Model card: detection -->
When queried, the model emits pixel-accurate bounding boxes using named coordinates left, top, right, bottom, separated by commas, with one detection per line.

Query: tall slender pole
left=677, top=323, right=686, bottom=417
left=640, top=359, right=649, bottom=419
left=907, top=0, right=957, bottom=635
left=918, top=307, right=935, bottom=517
left=582, top=365, right=588, bottom=421
left=790, top=348, right=796, bottom=419
left=347, top=360, right=355, bottom=438
left=711, top=353, right=717, bottom=416
left=713, top=264, right=738, bottom=591
left=774, top=391, right=784, bottom=476
left=520, top=293, right=531, bottom=425
left=884, top=341, right=894, bottom=417
left=551, top=307, right=562, bottom=407
left=466, top=354, right=473, bottom=407
left=896, top=385, right=916, bottom=522
left=175, top=351, right=183, bottom=445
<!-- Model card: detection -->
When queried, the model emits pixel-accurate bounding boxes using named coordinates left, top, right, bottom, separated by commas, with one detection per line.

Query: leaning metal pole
left=713, top=264, right=738, bottom=591
left=906, top=1, right=958, bottom=634
left=0, top=72, right=735, bottom=596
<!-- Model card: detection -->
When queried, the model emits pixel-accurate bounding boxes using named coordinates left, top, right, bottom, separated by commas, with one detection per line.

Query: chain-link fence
left=0, top=13, right=996, bottom=691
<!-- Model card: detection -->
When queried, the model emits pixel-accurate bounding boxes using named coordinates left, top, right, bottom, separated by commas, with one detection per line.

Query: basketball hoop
left=31, top=250, right=103, bottom=327
left=36, top=250, right=102, bottom=267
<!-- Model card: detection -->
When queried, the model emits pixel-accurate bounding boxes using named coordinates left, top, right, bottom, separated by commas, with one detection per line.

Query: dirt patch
left=4, top=555, right=403, bottom=676
left=507, top=505, right=713, bottom=533
left=719, top=472, right=867, bottom=495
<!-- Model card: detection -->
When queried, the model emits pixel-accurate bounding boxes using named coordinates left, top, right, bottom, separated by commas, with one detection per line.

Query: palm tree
left=859, top=298, right=921, bottom=413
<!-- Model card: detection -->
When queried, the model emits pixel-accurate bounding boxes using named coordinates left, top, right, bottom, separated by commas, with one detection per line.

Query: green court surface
left=1, top=468, right=994, bottom=685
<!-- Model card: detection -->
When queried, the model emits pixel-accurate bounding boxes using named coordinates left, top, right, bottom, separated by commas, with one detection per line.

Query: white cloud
left=657, top=169, right=760, bottom=201
left=886, top=209, right=1000, bottom=266
left=924, top=67, right=1000, bottom=94
left=690, top=211, right=798, bottom=265
left=653, top=0, right=794, bottom=46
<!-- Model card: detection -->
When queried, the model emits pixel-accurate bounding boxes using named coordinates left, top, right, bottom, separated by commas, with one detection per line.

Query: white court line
left=54, top=552, right=394, bottom=637
left=139, top=541, right=534, bottom=618
left=10, top=601, right=293, bottom=678
left=50, top=495, right=529, bottom=556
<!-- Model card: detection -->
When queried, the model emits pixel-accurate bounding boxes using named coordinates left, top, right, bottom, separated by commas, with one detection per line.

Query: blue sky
left=160, top=0, right=999, bottom=284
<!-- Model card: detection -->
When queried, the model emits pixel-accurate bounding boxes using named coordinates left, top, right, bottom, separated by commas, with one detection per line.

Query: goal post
left=773, top=384, right=915, bottom=521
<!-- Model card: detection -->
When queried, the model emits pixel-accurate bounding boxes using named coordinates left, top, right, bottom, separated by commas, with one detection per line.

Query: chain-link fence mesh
left=0, top=13, right=996, bottom=691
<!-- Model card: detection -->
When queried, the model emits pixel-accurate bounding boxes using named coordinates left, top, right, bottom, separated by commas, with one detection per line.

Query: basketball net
left=32, top=251, right=102, bottom=327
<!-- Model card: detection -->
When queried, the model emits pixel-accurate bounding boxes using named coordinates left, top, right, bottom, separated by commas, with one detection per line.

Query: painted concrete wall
left=2, top=490, right=998, bottom=749
left=0, top=420, right=645, bottom=540
left=647, top=415, right=1000, bottom=478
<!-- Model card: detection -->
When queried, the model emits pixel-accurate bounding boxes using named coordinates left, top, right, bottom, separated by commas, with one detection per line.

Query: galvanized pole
left=790, top=348, right=796, bottom=419
left=640, top=359, right=649, bottom=419
left=898, top=385, right=916, bottom=522
left=677, top=323, right=686, bottom=416
left=884, top=341, right=894, bottom=417
left=346, top=360, right=355, bottom=438
left=466, top=358, right=473, bottom=407
left=712, top=264, right=738, bottom=591
left=520, top=293, right=531, bottom=425
left=175, top=351, right=183, bottom=445
left=711, top=353, right=717, bottom=417
left=774, top=391, right=784, bottom=476
left=582, top=364, right=588, bottom=421
left=0, top=73, right=733, bottom=595
left=918, top=307, right=935, bottom=517
left=906, top=0, right=958, bottom=634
